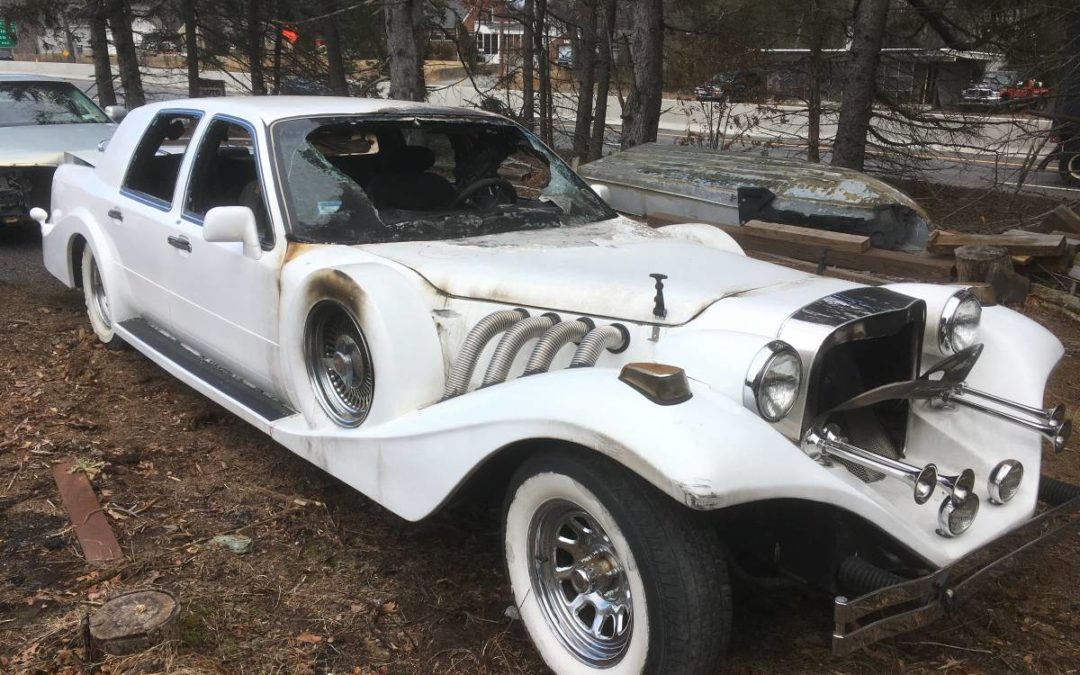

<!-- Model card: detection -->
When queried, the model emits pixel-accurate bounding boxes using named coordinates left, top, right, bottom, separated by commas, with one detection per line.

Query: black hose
left=836, top=555, right=906, bottom=597
left=1038, top=475, right=1080, bottom=507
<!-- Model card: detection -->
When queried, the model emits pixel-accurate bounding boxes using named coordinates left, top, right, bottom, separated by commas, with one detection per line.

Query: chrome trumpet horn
left=802, top=426, right=941, bottom=505
left=937, top=468, right=975, bottom=501
left=943, top=384, right=1071, bottom=452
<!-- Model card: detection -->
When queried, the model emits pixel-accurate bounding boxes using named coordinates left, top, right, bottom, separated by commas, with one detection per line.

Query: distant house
left=459, top=0, right=572, bottom=75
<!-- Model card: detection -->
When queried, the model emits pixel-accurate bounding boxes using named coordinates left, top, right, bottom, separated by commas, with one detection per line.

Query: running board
left=117, top=318, right=296, bottom=430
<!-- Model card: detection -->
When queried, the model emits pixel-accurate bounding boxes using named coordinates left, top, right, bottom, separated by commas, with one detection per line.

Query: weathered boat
left=579, top=143, right=930, bottom=251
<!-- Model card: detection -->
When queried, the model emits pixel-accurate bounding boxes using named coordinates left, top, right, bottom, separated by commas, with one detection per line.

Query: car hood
left=0, top=122, right=115, bottom=166
left=365, top=218, right=813, bottom=324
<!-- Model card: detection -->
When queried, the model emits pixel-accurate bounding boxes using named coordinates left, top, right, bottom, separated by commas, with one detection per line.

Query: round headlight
left=937, top=494, right=980, bottom=537
left=939, top=290, right=981, bottom=354
left=744, top=341, right=802, bottom=422
left=988, top=459, right=1023, bottom=504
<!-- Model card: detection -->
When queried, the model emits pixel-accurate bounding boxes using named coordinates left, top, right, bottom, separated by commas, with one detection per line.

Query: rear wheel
left=1059, top=150, right=1080, bottom=187
left=304, top=301, right=375, bottom=427
left=81, top=246, right=124, bottom=349
left=504, top=450, right=731, bottom=675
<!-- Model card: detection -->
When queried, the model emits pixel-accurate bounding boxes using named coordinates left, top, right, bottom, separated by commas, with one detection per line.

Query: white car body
left=39, top=96, right=1075, bottom=667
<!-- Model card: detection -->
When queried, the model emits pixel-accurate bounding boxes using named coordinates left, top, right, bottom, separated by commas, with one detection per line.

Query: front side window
left=184, top=118, right=273, bottom=247
left=271, top=115, right=615, bottom=245
left=122, top=112, right=199, bottom=206
left=0, top=81, right=110, bottom=127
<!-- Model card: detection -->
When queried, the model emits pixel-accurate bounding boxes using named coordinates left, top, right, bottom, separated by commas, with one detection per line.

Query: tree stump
left=87, top=589, right=180, bottom=657
left=955, top=244, right=1030, bottom=304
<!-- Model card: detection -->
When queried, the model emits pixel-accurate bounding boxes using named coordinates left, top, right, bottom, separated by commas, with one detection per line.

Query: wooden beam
left=53, top=460, right=123, bottom=563
left=927, top=230, right=1066, bottom=257
left=740, top=220, right=871, bottom=253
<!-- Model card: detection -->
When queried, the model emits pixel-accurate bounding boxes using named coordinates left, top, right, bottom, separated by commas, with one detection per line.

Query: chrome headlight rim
left=743, top=340, right=802, bottom=423
left=988, top=459, right=1024, bottom=505
left=938, top=289, right=982, bottom=354
left=937, top=493, right=980, bottom=538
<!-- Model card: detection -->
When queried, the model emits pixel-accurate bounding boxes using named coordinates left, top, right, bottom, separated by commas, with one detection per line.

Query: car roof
left=0, top=73, right=69, bottom=83
left=137, top=96, right=502, bottom=126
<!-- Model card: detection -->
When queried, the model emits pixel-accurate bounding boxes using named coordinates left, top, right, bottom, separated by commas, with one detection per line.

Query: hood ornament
left=650, top=273, right=668, bottom=319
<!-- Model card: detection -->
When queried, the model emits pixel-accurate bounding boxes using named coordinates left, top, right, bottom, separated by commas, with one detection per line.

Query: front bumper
left=832, top=488, right=1080, bottom=655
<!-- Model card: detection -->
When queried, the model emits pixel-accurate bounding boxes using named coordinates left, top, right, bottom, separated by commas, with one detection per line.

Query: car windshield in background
left=0, top=81, right=110, bottom=127
left=271, top=115, right=616, bottom=245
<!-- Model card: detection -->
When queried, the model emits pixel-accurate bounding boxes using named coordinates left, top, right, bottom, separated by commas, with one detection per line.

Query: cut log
left=1043, top=204, right=1080, bottom=235
left=740, top=220, right=871, bottom=253
left=87, top=588, right=181, bottom=657
left=955, top=245, right=1029, bottom=304
left=927, top=230, right=1066, bottom=257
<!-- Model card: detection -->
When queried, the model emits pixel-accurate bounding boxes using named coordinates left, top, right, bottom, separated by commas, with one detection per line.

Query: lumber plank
left=927, top=230, right=1066, bottom=257
left=53, top=459, right=123, bottom=562
left=713, top=223, right=955, bottom=281
left=740, top=220, right=871, bottom=253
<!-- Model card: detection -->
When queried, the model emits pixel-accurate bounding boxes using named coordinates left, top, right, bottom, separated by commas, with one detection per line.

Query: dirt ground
left=1, top=213, right=1079, bottom=674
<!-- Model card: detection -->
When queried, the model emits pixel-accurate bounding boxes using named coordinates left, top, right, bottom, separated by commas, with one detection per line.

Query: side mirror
left=591, top=183, right=611, bottom=204
left=104, top=105, right=127, bottom=123
left=203, top=206, right=262, bottom=260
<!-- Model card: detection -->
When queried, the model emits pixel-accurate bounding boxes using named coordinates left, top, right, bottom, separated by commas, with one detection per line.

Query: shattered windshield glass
left=271, top=115, right=616, bottom=244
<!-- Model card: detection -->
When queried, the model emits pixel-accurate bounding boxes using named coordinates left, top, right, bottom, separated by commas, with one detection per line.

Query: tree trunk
left=324, top=17, right=348, bottom=95
left=384, top=0, right=426, bottom=101
left=572, top=1, right=598, bottom=160
left=247, top=0, right=266, bottom=94
left=806, top=0, right=825, bottom=163
left=181, top=0, right=199, bottom=98
left=90, top=0, right=116, bottom=107
left=620, top=0, right=664, bottom=149
left=587, top=0, right=616, bottom=161
left=107, top=0, right=145, bottom=107
left=830, top=0, right=889, bottom=170
left=534, top=0, right=552, bottom=144
left=521, top=0, right=535, bottom=131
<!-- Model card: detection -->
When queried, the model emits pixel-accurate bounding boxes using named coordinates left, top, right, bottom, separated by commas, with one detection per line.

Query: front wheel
left=81, top=245, right=125, bottom=349
left=504, top=451, right=731, bottom=675
left=1059, top=150, right=1080, bottom=187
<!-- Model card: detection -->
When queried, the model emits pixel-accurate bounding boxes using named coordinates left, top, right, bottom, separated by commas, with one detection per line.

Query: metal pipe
left=481, top=313, right=560, bottom=386
left=569, top=324, right=629, bottom=368
left=958, top=384, right=1065, bottom=427
left=442, top=308, right=529, bottom=399
left=947, top=394, right=1071, bottom=452
left=523, top=318, right=594, bottom=376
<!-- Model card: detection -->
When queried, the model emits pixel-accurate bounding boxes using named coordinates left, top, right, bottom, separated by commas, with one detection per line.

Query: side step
left=119, top=318, right=296, bottom=423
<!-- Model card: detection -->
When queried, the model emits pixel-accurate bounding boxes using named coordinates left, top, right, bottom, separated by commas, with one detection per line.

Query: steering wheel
left=451, top=177, right=518, bottom=209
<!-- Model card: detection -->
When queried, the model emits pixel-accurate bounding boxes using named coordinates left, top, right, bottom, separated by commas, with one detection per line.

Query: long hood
left=0, top=122, right=115, bottom=166
left=365, top=219, right=813, bottom=324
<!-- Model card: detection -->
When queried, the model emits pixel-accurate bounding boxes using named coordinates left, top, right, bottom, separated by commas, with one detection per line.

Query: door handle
left=167, top=235, right=191, bottom=252
left=107, top=207, right=123, bottom=221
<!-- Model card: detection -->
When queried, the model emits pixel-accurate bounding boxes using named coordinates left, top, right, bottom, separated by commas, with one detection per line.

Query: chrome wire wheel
left=529, top=498, right=634, bottom=667
left=305, top=301, right=374, bottom=427
left=1068, top=153, right=1080, bottom=183
left=88, top=256, right=112, bottom=328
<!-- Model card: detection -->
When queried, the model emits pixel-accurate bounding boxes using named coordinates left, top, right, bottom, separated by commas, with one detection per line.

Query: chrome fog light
left=939, top=289, right=981, bottom=354
left=988, top=459, right=1024, bottom=504
left=744, top=341, right=802, bottom=422
left=937, top=494, right=980, bottom=537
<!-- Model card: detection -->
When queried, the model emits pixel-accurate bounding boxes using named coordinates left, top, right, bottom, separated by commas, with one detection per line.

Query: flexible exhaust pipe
left=523, top=318, right=594, bottom=376
left=569, top=324, right=630, bottom=368
left=481, top=313, right=561, bottom=386
left=443, top=308, right=529, bottom=399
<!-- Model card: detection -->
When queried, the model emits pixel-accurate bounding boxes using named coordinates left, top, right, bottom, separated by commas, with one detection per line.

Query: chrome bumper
left=832, top=493, right=1080, bottom=656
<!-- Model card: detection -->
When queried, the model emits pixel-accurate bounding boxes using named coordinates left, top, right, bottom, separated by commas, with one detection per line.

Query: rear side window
left=122, top=112, right=199, bottom=207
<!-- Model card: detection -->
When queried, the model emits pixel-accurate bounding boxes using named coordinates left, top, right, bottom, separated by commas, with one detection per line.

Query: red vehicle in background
left=1000, top=79, right=1051, bottom=110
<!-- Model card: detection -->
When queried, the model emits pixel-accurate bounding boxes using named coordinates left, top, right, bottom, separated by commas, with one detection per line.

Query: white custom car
left=0, top=74, right=123, bottom=225
left=37, top=97, right=1080, bottom=674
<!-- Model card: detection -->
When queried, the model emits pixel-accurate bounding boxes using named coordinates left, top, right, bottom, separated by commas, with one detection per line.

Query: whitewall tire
left=504, top=451, right=730, bottom=675
left=81, top=245, right=124, bottom=350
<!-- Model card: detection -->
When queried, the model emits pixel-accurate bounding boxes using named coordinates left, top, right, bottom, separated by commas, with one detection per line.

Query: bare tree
left=621, top=0, right=664, bottom=148
left=247, top=0, right=266, bottom=94
left=831, top=0, right=889, bottom=169
left=106, top=0, right=145, bottom=107
left=89, top=0, right=116, bottom=106
left=587, top=0, right=616, bottom=160
left=181, top=0, right=199, bottom=97
left=571, top=0, right=598, bottom=159
left=522, top=0, right=536, bottom=129
left=384, top=0, right=426, bottom=101
left=324, top=16, right=348, bottom=95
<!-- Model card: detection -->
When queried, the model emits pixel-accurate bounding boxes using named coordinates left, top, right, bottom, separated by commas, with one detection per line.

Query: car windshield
left=271, top=115, right=616, bottom=244
left=0, top=81, right=110, bottom=127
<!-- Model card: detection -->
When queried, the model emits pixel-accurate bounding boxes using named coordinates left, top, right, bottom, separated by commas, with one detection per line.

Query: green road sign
left=0, top=21, right=16, bottom=49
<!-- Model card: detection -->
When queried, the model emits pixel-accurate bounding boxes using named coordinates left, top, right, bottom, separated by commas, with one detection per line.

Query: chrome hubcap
left=529, top=499, right=633, bottom=666
left=89, top=258, right=111, bottom=328
left=305, top=303, right=374, bottom=427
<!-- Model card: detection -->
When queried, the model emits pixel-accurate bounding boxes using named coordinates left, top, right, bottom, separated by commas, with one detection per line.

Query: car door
left=108, top=110, right=201, bottom=331
left=163, top=115, right=284, bottom=397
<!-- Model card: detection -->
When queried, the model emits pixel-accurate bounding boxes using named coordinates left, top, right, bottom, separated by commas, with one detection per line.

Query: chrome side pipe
left=803, top=426, right=942, bottom=505
left=943, top=385, right=1071, bottom=452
